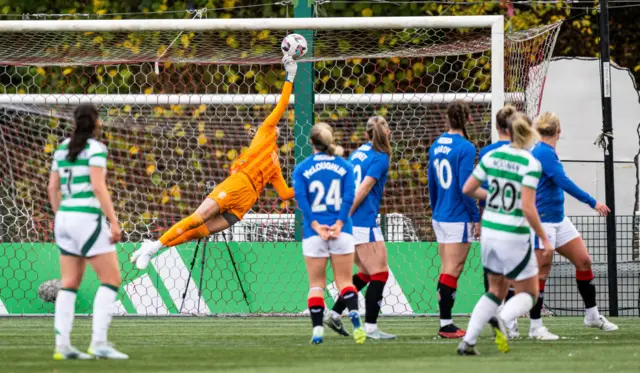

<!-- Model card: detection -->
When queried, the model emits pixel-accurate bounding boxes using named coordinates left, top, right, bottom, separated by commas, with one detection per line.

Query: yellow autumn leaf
left=129, top=146, right=139, bottom=155
left=108, top=69, right=117, bottom=77
left=144, top=87, right=153, bottom=95
left=44, top=144, right=54, bottom=153
left=227, top=149, right=238, bottom=161
left=198, top=122, right=206, bottom=132
left=198, top=134, right=207, bottom=145
left=216, top=150, right=223, bottom=159
left=124, top=105, right=131, bottom=113
left=362, top=8, right=373, bottom=17
left=146, top=164, right=156, bottom=175
left=63, top=68, right=73, bottom=76
left=161, top=195, right=170, bottom=204
left=36, top=67, right=46, bottom=76
left=244, top=123, right=252, bottom=130
left=93, top=36, right=103, bottom=44
left=215, top=130, right=224, bottom=139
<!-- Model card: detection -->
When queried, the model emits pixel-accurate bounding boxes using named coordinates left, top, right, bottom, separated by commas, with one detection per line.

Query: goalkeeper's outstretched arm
left=254, top=56, right=298, bottom=139
left=271, top=170, right=295, bottom=201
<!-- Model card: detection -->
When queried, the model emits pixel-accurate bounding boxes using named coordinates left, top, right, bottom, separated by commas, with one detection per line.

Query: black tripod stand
left=180, top=234, right=251, bottom=314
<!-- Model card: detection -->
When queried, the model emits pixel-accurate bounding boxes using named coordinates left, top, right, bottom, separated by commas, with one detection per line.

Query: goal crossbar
left=0, top=93, right=523, bottom=106
left=0, top=16, right=504, bottom=32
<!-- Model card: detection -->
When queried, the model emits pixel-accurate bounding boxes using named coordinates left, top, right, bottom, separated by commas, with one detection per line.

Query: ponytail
left=67, top=103, right=99, bottom=162
left=310, top=122, right=343, bottom=156
left=446, top=100, right=471, bottom=139
left=366, top=115, right=392, bottom=156
left=496, top=104, right=517, bottom=132
left=509, top=113, right=538, bottom=149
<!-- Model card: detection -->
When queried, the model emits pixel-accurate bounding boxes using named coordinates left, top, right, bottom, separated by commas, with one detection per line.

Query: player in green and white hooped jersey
left=456, top=113, right=553, bottom=356
left=48, top=103, right=128, bottom=360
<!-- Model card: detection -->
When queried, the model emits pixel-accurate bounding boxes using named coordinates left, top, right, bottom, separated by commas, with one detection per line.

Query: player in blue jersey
left=525, top=112, right=618, bottom=340
left=428, top=100, right=481, bottom=338
left=292, top=122, right=366, bottom=345
left=478, top=105, right=517, bottom=293
left=326, top=115, right=395, bottom=340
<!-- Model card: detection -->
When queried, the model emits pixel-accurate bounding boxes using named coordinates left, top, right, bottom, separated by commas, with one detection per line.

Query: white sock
left=330, top=310, right=341, bottom=320
left=585, top=306, right=599, bottom=320
left=463, top=294, right=500, bottom=345
left=91, top=285, right=118, bottom=345
left=530, top=318, right=543, bottom=329
left=54, top=289, right=77, bottom=347
left=500, top=293, right=534, bottom=325
left=364, top=322, right=377, bottom=333
left=440, top=319, right=453, bottom=328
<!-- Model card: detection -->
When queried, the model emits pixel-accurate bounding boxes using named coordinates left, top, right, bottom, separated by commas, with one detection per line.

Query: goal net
left=0, top=17, right=561, bottom=315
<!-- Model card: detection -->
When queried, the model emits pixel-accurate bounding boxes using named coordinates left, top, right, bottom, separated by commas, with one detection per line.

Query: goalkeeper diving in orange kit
left=132, top=56, right=298, bottom=269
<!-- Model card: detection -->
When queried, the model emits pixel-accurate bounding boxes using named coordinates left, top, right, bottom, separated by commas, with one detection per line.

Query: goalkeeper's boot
left=88, top=342, right=129, bottom=360
left=506, top=318, right=520, bottom=339
left=584, top=315, right=618, bottom=332
left=438, top=324, right=466, bottom=339
left=325, top=315, right=350, bottom=337
left=457, top=341, right=480, bottom=356
left=365, top=325, right=397, bottom=340
left=348, top=311, right=366, bottom=345
left=310, top=326, right=324, bottom=345
left=53, top=345, right=92, bottom=360
left=489, top=316, right=510, bottom=353
left=131, top=239, right=156, bottom=270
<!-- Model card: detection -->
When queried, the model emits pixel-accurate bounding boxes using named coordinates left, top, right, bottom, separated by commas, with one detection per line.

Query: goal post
left=0, top=16, right=561, bottom=315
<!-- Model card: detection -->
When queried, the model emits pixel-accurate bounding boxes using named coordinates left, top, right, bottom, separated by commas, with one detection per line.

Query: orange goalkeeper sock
left=159, top=213, right=205, bottom=246
left=164, top=224, right=211, bottom=248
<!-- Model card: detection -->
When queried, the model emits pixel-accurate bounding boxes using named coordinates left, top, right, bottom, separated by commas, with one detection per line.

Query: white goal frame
left=0, top=16, right=505, bottom=139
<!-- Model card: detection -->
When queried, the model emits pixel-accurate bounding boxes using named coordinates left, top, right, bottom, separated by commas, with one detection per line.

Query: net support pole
left=293, top=0, right=314, bottom=242
left=490, top=16, right=505, bottom=143
left=598, top=0, right=618, bottom=316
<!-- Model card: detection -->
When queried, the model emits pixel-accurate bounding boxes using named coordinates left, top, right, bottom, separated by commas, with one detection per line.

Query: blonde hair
left=366, top=115, right=392, bottom=156
left=535, top=112, right=561, bottom=137
left=310, top=122, right=344, bottom=156
left=496, top=104, right=517, bottom=132
left=509, top=112, right=538, bottom=149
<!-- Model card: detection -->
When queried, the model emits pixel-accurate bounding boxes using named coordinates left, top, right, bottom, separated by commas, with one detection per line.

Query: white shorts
left=352, top=226, right=384, bottom=245
left=432, top=220, right=472, bottom=244
left=532, top=217, right=581, bottom=250
left=302, top=233, right=355, bottom=258
left=54, top=211, right=115, bottom=258
left=481, top=238, right=538, bottom=281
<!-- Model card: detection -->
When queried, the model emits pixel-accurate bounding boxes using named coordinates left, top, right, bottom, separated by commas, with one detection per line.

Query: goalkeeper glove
left=283, top=55, right=297, bottom=83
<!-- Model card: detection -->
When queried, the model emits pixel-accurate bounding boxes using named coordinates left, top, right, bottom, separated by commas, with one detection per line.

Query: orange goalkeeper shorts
left=207, top=172, right=258, bottom=220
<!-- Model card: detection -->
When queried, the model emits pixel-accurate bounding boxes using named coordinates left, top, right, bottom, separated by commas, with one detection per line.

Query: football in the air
left=281, top=33, right=308, bottom=59
left=38, top=279, right=62, bottom=303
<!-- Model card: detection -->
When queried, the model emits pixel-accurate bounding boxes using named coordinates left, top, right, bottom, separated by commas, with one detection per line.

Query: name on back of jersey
left=432, top=145, right=451, bottom=156
left=351, top=150, right=367, bottom=162
left=302, top=159, right=347, bottom=179
left=488, top=157, right=522, bottom=174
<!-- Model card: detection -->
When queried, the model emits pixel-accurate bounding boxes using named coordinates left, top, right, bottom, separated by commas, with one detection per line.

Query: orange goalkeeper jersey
left=230, top=81, right=294, bottom=200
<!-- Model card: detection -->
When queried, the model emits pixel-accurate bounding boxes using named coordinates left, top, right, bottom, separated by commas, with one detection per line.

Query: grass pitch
left=1, top=317, right=638, bottom=373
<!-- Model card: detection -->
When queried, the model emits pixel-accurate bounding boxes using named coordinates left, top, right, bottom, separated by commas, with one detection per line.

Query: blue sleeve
left=366, top=154, right=389, bottom=181
left=539, top=148, right=597, bottom=208
left=339, top=162, right=356, bottom=223
left=427, top=153, right=438, bottom=211
left=459, top=144, right=481, bottom=222
left=478, top=147, right=489, bottom=208
left=293, top=165, right=314, bottom=224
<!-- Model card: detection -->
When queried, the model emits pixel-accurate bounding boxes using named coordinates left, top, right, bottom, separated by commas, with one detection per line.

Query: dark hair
left=366, top=115, right=392, bottom=156
left=496, top=105, right=517, bottom=132
left=446, top=100, right=471, bottom=139
left=67, top=103, right=99, bottom=162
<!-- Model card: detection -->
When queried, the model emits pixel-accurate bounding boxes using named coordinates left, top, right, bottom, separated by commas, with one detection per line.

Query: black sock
left=365, top=272, right=388, bottom=324
left=506, top=288, right=515, bottom=302
left=530, top=291, right=544, bottom=320
left=437, top=275, right=457, bottom=321
left=333, top=273, right=369, bottom=314
left=577, top=279, right=597, bottom=309
left=483, top=269, right=490, bottom=292
left=308, top=297, right=325, bottom=327
left=341, top=287, right=359, bottom=312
